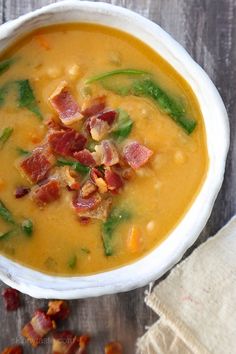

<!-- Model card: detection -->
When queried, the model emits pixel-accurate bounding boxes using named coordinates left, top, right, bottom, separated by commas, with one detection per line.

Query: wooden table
left=0, top=0, right=234, bottom=353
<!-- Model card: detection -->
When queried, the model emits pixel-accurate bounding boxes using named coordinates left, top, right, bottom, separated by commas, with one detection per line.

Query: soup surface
left=0, top=24, right=208, bottom=275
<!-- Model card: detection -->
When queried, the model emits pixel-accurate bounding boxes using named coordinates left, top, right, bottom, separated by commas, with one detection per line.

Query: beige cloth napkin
left=137, top=216, right=236, bottom=354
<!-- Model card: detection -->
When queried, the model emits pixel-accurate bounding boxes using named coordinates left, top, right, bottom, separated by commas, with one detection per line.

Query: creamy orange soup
left=0, top=24, right=208, bottom=275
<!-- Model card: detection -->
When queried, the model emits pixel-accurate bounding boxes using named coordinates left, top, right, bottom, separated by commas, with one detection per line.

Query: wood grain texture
left=0, top=0, right=235, bottom=353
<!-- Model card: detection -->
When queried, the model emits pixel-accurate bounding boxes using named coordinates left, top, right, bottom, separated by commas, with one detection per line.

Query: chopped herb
left=85, top=68, right=148, bottom=84
left=57, top=158, right=89, bottom=175
left=0, top=229, right=16, bottom=241
left=0, top=83, right=11, bottom=107
left=131, top=79, right=196, bottom=134
left=0, top=127, right=13, bottom=149
left=73, top=162, right=90, bottom=174
left=112, top=109, right=133, bottom=140
left=68, top=255, right=77, bottom=269
left=0, top=58, right=17, bottom=76
left=0, top=200, right=15, bottom=224
left=44, top=257, right=57, bottom=271
left=16, top=147, right=29, bottom=156
left=81, top=85, right=92, bottom=97
left=87, top=140, right=96, bottom=152
left=21, top=219, right=33, bottom=237
left=102, top=208, right=131, bottom=256
left=17, top=79, right=43, bottom=120
left=81, top=247, right=90, bottom=254
left=97, top=165, right=105, bottom=173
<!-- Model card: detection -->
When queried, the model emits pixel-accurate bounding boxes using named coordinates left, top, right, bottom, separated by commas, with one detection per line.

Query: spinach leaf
left=88, top=67, right=197, bottom=134
left=21, top=219, right=33, bottom=237
left=0, top=127, right=13, bottom=149
left=0, top=83, right=11, bottom=107
left=132, top=79, right=197, bottom=134
left=57, top=158, right=89, bottom=175
left=68, top=255, right=77, bottom=269
left=112, top=109, right=133, bottom=140
left=81, top=247, right=90, bottom=254
left=86, top=68, right=148, bottom=84
left=0, top=229, right=16, bottom=241
left=102, top=208, right=131, bottom=256
left=101, top=81, right=131, bottom=96
left=17, top=79, right=43, bottom=120
left=0, top=200, right=15, bottom=224
left=0, top=58, right=16, bottom=76
left=16, top=147, right=29, bottom=156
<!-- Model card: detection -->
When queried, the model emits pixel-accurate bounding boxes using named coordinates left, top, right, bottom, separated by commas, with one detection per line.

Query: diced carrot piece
left=35, top=34, right=51, bottom=50
left=28, top=132, right=43, bottom=144
left=127, top=226, right=142, bottom=253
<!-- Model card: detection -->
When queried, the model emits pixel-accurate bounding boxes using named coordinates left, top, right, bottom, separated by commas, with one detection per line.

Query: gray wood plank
left=0, top=0, right=235, bottom=353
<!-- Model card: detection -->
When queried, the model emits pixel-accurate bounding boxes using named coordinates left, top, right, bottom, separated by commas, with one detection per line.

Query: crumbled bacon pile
left=17, top=82, right=153, bottom=222
left=1, top=288, right=123, bottom=354
left=21, top=299, right=90, bottom=353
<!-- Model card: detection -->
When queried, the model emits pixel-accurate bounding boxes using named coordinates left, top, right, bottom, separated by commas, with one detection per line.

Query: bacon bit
left=20, top=150, right=52, bottom=184
left=35, top=34, right=51, bottom=50
left=97, top=110, right=117, bottom=125
left=52, top=331, right=78, bottom=353
left=81, top=180, right=97, bottom=198
left=33, top=179, right=60, bottom=206
left=123, top=142, right=153, bottom=169
left=52, top=331, right=90, bottom=354
left=47, top=300, right=70, bottom=321
left=77, top=197, right=112, bottom=221
left=79, top=335, right=90, bottom=349
left=22, top=309, right=56, bottom=347
left=121, top=167, right=134, bottom=181
left=46, top=118, right=66, bottom=131
left=127, top=226, right=142, bottom=253
left=90, top=168, right=108, bottom=194
left=14, top=186, right=30, bottom=199
left=73, top=192, right=102, bottom=212
left=82, top=96, right=106, bottom=117
left=94, top=176, right=108, bottom=194
left=1, top=346, right=23, bottom=354
left=100, top=140, right=119, bottom=167
left=91, top=148, right=102, bottom=166
left=2, top=288, right=20, bottom=311
left=89, top=116, right=110, bottom=141
left=105, top=342, right=123, bottom=354
left=105, top=169, right=123, bottom=191
left=60, top=167, right=80, bottom=191
left=49, top=81, right=83, bottom=126
left=79, top=216, right=91, bottom=225
left=90, top=167, right=103, bottom=181
left=49, top=129, right=87, bottom=158
left=74, top=149, right=96, bottom=167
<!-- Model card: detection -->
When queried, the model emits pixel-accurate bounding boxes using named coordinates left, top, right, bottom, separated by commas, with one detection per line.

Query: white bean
left=47, top=66, right=61, bottom=79
left=174, top=150, right=186, bottom=164
left=147, top=221, right=155, bottom=232
left=67, top=64, right=80, bottom=79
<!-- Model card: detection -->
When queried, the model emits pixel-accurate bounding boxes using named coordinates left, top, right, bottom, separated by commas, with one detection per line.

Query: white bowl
left=0, top=1, right=229, bottom=299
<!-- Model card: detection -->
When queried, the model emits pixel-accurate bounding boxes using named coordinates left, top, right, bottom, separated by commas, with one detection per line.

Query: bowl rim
left=0, top=0, right=230, bottom=299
